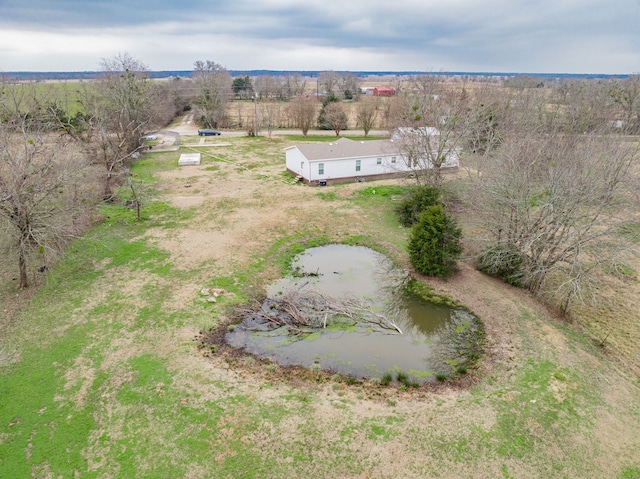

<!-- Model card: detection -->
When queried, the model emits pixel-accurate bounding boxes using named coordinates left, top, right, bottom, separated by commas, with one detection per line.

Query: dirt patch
left=148, top=160, right=321, bottom=273
left=55, top=134, right=640, bottom=478
left=167, top=195, right=209, bottom=208
left=144, top=139, right=539, bottom=393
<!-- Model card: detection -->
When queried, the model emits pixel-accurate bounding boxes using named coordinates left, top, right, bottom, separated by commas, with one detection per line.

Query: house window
left=376, top=157, right=382, bottom=165
left=318, top=163, right=324, bottom=175
left=356, top=160, right=361, bottom=172
left=391, top=156, right=397, bottom=164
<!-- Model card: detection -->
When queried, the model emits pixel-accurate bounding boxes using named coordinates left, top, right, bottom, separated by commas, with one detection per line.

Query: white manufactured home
left=284, top=137, right=459, bottom=185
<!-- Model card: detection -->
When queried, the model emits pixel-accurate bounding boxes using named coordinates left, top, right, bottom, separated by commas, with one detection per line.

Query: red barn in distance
left=372, top=86, right=396, bottom=97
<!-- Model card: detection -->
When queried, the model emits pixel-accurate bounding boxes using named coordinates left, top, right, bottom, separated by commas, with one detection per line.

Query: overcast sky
left=1, top=0, right=639, bottom=74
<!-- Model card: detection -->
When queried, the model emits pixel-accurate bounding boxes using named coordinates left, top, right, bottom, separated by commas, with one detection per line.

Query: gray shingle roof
left=292, top=138, right=401, bottom=161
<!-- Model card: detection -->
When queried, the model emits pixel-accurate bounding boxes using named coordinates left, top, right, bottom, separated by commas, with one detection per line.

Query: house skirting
left=286, top=167, right=458, bottom=186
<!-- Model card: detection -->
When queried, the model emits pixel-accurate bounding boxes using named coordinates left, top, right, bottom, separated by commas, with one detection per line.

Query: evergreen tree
left=408, top=205, right=463, bottom=278
left=317, top=93, right=346, bottom=130
left=232, top=75, right=254, bottom=99
left=394, top=185, right=441, bottom=227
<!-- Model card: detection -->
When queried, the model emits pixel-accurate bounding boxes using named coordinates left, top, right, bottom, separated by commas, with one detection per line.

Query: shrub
left=394, top=185, right=441, bottom=227
left=476, top=244, right=527, bottom=287
left=344, top=375, right=359, bottom=385
left=380, top=371, right=393, bottom=386
left=309, top=362, right=322, bottom=375
left=408, top=205, right=463, bottom=278
left=396, top=371, right=419, bottom=388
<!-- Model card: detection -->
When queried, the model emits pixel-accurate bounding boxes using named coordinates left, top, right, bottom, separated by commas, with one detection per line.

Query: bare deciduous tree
left=609, top=74, right=640, bottom=133
left=254, top=75, right=279, bottom=100
left=287, top=95, right=318, bottom=137
left=72, top=53, right=158, bottom=199
left=391, top=120, right=464, bottom=187
left=97, top=53, right=154, bottom=154
left=322, top=102, right=348, bottom=136
left=468, top=125, right=639, bottom=309
left=317, top=71, right=341, bottom=97
left=284, top=73, right=307, bottom=99
left=259, top=101, right=282, bottom=137
left=192, top=60, right=233, bottom=128
left=340, top=73, right=361, bottom=100
left=148, top=79, right=184, bottom=128
left=355, top=96, right=380, bottom=136
left=464, top=86, right=510, bottom=156
left=124, top=172, right=146, bottom=222
left=381, top=94, right=412, bottom=131
left=553, top=80, right=614, bottom=134
left=0, top=87, right=96, bottom=288
left=392, top=76, right=517, bottom=186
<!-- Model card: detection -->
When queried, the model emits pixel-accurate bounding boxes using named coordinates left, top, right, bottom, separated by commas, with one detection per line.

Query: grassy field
left=0, top=81, right=91, bottom=116
left=1, top=134, right=639, bottom=478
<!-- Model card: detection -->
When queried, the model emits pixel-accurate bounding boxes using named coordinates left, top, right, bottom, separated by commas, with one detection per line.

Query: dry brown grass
left=3, top=127, right=640, bottom=478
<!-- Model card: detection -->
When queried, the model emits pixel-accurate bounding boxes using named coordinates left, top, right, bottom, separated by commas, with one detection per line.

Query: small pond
left=226, top=244, right=482, bottom=384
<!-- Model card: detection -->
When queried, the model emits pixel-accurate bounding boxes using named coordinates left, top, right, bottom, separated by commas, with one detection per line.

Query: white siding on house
left=290, top=153, right=405, bottom=182
left=285, top=137, right=459, bottom=184
left=284, top=146, right=310, bottom=179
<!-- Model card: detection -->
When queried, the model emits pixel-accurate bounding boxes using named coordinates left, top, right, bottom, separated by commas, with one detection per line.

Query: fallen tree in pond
left=231, top=287, right=403, bottom=335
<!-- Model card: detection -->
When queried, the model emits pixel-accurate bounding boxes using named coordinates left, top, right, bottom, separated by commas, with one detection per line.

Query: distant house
left=284, top=137, right=459, bottom=185
left=391, top=126, right=441, bottom=140
left=373, top=86, right=396, bottom=97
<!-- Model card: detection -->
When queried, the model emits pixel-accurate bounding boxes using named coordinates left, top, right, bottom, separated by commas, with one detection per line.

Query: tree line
left=388, top=74, right=640, bottom=315
left=2, top=54, right=639, bottom=319
left=0, top=53, right=185, bottom=288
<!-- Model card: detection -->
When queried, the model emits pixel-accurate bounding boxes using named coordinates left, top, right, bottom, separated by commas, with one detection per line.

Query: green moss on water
left=407, top=369, right=434, bottom=380
left=404, top=278, right=461, bottom=309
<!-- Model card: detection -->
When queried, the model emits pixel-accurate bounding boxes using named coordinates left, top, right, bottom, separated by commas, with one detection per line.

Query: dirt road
left=158, top=112, right=389, bottom=138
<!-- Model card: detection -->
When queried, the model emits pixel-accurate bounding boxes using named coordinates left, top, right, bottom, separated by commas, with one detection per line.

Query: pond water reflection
left=226, top=245, right=481, bottom=383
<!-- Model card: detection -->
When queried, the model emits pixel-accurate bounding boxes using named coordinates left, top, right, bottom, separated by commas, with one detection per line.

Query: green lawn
left=1, top=136, right=639, bottom=478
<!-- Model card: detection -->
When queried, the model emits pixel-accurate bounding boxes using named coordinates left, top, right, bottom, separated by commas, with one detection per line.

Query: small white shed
left=178, top=153, right=201, bottom=166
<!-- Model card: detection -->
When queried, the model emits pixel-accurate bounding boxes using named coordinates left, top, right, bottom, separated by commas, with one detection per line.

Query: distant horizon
left=1, top=70, right=630, bottom=80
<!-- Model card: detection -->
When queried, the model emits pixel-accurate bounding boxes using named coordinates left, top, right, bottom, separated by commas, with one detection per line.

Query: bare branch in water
left=237, top=286, right=403, bottom=335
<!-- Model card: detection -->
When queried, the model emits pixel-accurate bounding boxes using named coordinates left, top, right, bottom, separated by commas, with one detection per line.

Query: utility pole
left=254, top=90, right=259, bottom=136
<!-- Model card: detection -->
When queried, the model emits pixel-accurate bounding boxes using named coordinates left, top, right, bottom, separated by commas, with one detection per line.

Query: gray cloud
left=0, top=0, right=638, bottom=72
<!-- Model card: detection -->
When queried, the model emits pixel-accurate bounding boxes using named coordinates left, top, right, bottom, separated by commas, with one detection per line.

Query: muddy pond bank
left=205, top=245, right=483, bottom=384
